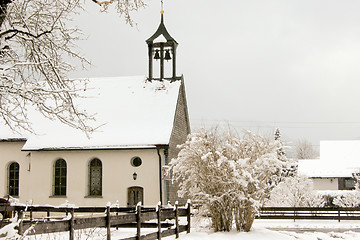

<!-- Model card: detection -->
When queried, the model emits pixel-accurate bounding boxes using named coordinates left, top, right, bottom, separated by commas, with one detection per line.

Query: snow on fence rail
left=257, top=207, right=360, bottom=222
left=0, top=202, right=191, bottom=240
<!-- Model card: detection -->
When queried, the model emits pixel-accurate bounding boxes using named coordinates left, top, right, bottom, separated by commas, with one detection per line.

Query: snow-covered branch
left=0, top=0, right=146, bottom=134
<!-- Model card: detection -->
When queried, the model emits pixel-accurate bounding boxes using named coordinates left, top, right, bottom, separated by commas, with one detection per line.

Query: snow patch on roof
left=298, top=159, right=356, bottom=178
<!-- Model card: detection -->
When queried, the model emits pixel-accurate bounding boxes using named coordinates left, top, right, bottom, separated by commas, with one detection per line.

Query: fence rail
left=257, top=207, right=360, bottom=221
left=0, top=202, right=191, bottom=240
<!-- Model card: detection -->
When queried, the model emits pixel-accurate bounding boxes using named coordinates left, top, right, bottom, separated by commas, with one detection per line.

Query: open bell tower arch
left=146, top=10, right=179, bottom=81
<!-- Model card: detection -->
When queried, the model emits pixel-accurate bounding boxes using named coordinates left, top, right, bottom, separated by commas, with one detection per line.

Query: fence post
left=47, top=209, right=50, bottom=221
left=293, top=208, right=296, bottom=222
left=116, top=211, right=119, bottom=230
left=106, top=205, right=111, bottom=240
left=69, top=208, right=74, bottom=240
left=115, top=200, right=119, bottom=230
left=186, top=201, right=191, bottom=234
left=175, top=202, right=179, bottom=239
left=18, top=210, right=24, bottom=236
left=136, top=204, right=142, bottom=240
left=338, top=209, right=341, bottom=223
left=157, top=202, right=162, bottom=240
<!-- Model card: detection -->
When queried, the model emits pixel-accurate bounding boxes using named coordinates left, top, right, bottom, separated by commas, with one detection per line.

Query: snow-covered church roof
left=0, top=76, right=182, bottom=150
left=298, top=140, right=360, bottom=178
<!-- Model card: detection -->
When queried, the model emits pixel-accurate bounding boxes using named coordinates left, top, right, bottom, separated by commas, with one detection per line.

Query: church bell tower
left=146, top=10, right=179, bottom=81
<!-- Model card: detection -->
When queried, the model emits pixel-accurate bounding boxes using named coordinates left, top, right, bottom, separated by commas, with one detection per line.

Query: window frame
left=130, top=156, right=142, bottom=167
left=8, top=162, right=20, bottom=197
left=53, top=159, right=67, bottom=196
left=344, top=178, right=355, bottom=190
left=88, top=158, right=102, bottom=196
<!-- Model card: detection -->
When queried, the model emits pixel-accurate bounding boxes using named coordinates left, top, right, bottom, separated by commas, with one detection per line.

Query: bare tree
left=0, top=0, right=145, bottom=133
left=295, top=139, right=317, bottom=159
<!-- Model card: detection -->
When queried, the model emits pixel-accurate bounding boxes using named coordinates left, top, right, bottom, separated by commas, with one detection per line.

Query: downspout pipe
left=156, top=146, right=163, bottom=205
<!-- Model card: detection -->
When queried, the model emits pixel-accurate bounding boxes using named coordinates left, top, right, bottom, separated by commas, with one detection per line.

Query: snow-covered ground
left=4, top=219, right=360, bottom=240
left=172, top=227, right=360, bottom=240
left=176, top=218, right=360, bottom=240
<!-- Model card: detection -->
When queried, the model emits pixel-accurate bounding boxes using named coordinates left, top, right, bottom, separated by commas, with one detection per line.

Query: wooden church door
left=127, top=186, right=143, bottom=206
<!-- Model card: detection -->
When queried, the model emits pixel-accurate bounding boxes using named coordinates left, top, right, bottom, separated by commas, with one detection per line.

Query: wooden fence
left=257, top=207, right=360, bottom=222
left=0, top=202, right=191, bottom=240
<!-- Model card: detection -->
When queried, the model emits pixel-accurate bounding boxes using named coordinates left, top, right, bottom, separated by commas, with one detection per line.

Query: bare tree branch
left=1, top=28, right=52, bottom=40
left=0, top=0, right=146, bottom=135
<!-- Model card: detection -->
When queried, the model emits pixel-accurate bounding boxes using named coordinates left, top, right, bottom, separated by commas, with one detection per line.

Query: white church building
left=0, top=13, right=190, bottom=207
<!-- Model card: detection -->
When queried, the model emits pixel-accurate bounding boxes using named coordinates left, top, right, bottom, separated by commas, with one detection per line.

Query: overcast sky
left=71, top=0, right=360, bottom=155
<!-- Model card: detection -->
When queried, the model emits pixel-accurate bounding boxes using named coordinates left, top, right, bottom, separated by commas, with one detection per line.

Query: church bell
left=164, top=50, right=171, bottom=61
left=154, top=50, right=160, bottom=60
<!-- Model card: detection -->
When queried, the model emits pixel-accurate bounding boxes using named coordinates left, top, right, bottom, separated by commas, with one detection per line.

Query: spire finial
left=160, top=0, right=164, bottom=14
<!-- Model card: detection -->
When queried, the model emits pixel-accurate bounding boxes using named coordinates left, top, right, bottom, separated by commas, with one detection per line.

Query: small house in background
left=298, top=141, right=360, bottom=191
left=0, top=12, right=190, bottom=207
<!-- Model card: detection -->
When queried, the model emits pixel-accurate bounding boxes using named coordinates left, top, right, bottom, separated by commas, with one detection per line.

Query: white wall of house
left=1, top=142, right=162, bottom=207
left=312, top=178, right=338, bottom=190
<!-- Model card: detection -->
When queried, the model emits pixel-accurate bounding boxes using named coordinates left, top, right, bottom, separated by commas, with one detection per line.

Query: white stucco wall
left=1, top=142, right=162, bottom=207
left=312, top=178, right=338, bottom=190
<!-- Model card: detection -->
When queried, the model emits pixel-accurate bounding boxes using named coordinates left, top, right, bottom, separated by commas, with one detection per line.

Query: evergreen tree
left=274, top=128, right=286, bottom=162
left=273, top=128, right=297, bottom=179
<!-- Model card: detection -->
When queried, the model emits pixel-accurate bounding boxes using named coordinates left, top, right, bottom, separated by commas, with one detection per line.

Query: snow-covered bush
left=169, top=129, right=282, bottom=232
left=266, top=175, right=324, bottom=207
left=306, top=192, right=325, bottom=207
left=332, top=191, right=360, bottom=207
left=0, top=213, right=20, bottom=239
left=332, top=172, right=360, bottom=207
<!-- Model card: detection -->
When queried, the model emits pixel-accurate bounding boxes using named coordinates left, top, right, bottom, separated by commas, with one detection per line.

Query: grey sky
left=71, top=1, right=360, bottom=154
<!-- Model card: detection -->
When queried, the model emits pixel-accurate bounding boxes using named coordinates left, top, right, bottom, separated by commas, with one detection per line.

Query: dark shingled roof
left=146, top=14, right=178, bottom=45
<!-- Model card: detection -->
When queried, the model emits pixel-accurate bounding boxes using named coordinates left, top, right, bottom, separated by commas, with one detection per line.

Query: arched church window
left=8, top=162, right=19, bottom=196
left=89, top=158, right=102, bottom=196
left=54, top=159, right=67, bottom=196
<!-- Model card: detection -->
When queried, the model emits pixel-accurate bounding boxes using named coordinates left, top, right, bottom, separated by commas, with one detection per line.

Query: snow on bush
left=333, top=190, right=360, bottom=207
left=169, top=129, right=282, bottom=232
left=0, top=213, right=20, bottom=239
left=265, top=175, right=324, bottom=207
left=332, top=173, right=360, bottom=207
